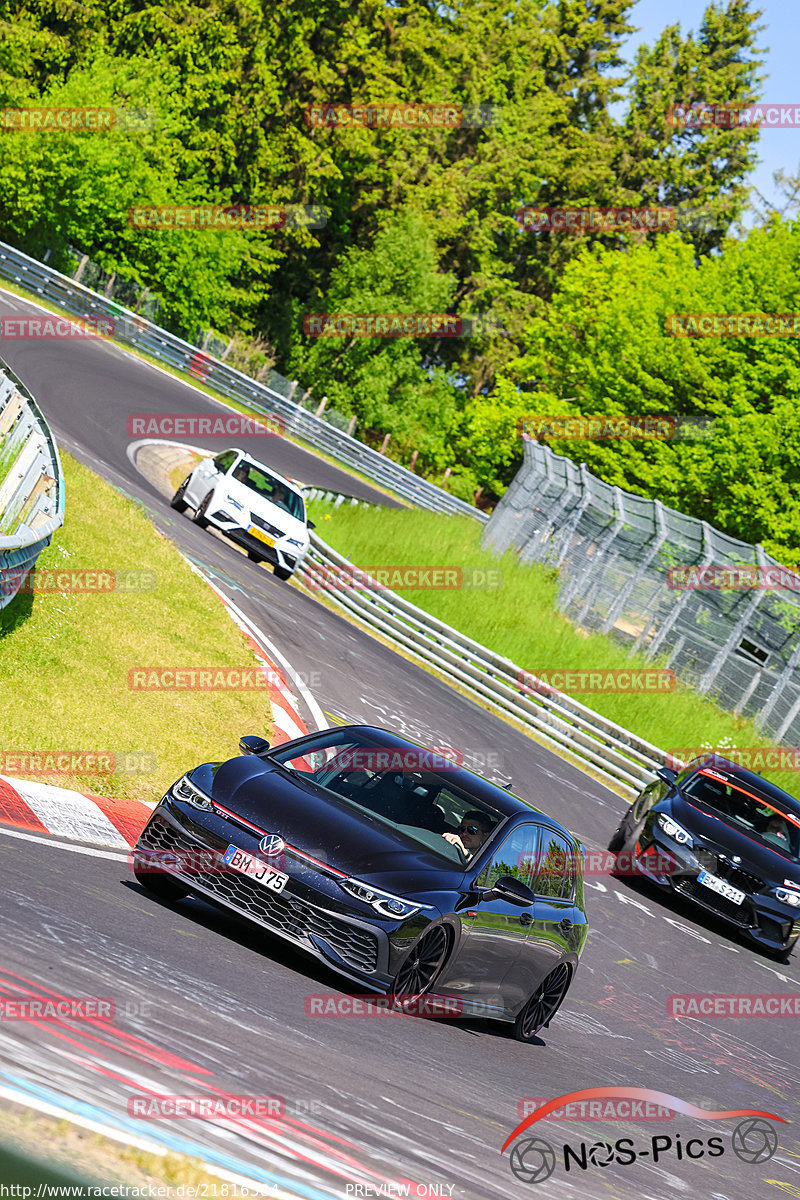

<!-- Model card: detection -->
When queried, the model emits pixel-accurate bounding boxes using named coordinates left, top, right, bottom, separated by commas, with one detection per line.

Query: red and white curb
left=0, top=571, right=320, bottom=850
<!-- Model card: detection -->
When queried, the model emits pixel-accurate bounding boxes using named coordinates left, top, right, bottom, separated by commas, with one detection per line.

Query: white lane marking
left=2, top=777, right=129, bottom=847
left=0, top=826, right=128, bottom=860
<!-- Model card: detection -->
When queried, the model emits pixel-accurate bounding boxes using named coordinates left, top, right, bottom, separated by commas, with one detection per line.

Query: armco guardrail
left=301, top=532, right=673, bottom=796
left=0, top=358, right=64, bottom=610
left=0, top=240, right=484, bottom=522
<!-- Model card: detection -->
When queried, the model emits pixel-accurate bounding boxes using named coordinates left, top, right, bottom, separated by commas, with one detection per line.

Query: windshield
left=230, top=461, right=305, bottom=520
left=682, top=769, right=800, bottom=863
left=270, top=730, right=503, bottom=864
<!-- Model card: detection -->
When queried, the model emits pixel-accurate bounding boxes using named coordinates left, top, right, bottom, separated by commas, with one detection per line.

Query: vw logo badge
left=259, top=833, right=286, bottom=856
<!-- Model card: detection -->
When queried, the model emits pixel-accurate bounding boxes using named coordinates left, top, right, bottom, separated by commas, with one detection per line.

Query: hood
left=200, top=756, right=465, bottom=892
left=671, top=794, right=800, bottom=886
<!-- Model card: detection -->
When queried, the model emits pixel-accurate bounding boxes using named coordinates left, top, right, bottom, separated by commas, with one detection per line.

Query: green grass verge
left=0, top=451, right=273, bottom=805
left=307, top=501, right=800, bottom=800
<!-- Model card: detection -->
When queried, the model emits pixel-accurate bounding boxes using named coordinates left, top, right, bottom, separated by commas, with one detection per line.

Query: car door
left=437, top=822, right=541, bottom=1017
left=521, top=830, right=586, bottom=989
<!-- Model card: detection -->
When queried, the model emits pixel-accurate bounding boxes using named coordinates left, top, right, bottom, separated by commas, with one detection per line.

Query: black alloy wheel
left=390, top=925, right=450, bottom=1003
left=514, top=962, right=571, bottom=1043
left=193, top=491, right=213, bottom=528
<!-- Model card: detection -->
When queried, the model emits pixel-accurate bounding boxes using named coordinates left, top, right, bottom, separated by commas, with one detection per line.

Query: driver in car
left=442, top=811, right=493, bottom=861
left=765, top=815, right=791, bottom=845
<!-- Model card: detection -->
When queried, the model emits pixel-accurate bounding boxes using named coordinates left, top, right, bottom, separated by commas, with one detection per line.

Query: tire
left=607, top=826, right=626, bottom=852
left=390, top=925, right=450, bottom=1005
left=193, top=491, right=213, bottom=528
left=170, top=476, right=191, bottom=512
left=273, top=565, right=293, bottom=581
left=514, top=962, right=572, bottom=1043
left=134, top=865, right=190, bottom=902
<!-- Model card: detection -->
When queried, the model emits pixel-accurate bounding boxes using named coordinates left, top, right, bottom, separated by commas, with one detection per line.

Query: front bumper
left=636, top=828, right=800, bottom=953
left=206, top=508, right=305, bottom=572
left=134, top=798, right=409, bottom=989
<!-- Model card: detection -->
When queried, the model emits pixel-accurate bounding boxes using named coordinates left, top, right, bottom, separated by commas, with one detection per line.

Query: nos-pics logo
left=502, top=1088, right=783, bottom=1185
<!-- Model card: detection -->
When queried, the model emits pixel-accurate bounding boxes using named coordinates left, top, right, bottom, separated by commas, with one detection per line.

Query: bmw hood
left=670, top=795, right=800, bottom=887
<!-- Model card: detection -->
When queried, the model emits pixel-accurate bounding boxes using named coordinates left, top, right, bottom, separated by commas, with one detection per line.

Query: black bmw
left=609, top=755, right=800, bottom=959
left=133, top=725, right=588, bottom=1042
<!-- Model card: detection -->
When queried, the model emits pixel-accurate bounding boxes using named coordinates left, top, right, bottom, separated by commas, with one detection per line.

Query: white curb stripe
left=2, top=777, right=129, bottom=847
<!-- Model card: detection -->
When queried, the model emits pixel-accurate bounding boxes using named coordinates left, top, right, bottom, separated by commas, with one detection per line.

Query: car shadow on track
left=123, top=879, right=537, bottom=1042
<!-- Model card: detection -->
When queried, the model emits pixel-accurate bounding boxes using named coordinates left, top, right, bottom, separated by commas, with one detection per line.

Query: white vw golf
left=172, top=448, right=311, bottom=580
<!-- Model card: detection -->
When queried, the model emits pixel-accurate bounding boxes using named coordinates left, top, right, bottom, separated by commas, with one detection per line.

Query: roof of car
left=684, top=756, right=800, bottom=816
left=304, top=724, right=564, bottom=825
left=227, top=449, right=301, bottom=494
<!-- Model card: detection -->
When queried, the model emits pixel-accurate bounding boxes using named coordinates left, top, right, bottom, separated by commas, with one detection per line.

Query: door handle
left=559, top=918, right=573, bottom=932
left=519, top=912, right=532, bottom=926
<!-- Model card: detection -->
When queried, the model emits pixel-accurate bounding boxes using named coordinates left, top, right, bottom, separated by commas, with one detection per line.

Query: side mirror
left=307, top=520, right=316, bottom=530
left=483, top=874, right=535, bottom=907
left=656, top=767, right=677, bottom=785
left=239, top=734, right=270, bottom=756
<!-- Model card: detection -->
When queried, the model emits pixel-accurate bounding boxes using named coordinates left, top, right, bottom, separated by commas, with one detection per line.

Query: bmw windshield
left=682, top=768, right=800, bottom=863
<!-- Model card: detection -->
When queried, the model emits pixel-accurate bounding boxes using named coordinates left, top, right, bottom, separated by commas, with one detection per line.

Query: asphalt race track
left=1, top=288, right=799, bottom=1200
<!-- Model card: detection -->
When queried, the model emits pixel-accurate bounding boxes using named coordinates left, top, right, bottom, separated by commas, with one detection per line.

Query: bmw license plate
left=249, top=526, right=276, bottom=547
left=223, top=844, right=288, bottom=892
left=697, top=870, right=745, bottom=905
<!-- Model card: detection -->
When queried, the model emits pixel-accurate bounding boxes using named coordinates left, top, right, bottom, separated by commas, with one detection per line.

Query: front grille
left=675, top=877, right=754, bottom=927
left=711, top=857, right=763, bottom=894
left=249, top=512, right=283, bottom=537
left=138, top=817, right=379, bottom=973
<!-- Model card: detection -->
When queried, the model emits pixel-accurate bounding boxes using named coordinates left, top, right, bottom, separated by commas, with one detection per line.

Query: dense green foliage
left=4, top=0, right=794, bottom=554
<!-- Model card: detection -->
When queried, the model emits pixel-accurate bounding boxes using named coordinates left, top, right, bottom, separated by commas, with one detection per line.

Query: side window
left=533, top=832, right=575, bottom=900
left=632, top=779, right=667, bottom=822
left=213, top=450, right=237, bottom=473
left=476, top=824, right=540, bottom=891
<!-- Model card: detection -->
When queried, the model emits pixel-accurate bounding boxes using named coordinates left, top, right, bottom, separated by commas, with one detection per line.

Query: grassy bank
left=307, top=502, right=800, bottom=799
left=0, top=452, right=273, bottom=804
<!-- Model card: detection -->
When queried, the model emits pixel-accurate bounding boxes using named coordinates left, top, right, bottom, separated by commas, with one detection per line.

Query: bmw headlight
left=775, top=887, right=800, bottom=908
left=225, top=494, right=244, bottom=511
left=656, top=814, right=693, bottom=846
left=339, top=878, right=422, bottom=919
left=171, top=774, right=213, bottom=811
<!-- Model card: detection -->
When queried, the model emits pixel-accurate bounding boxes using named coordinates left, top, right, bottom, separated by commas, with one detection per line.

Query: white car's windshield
left=230, top=461, right=304, bottom=520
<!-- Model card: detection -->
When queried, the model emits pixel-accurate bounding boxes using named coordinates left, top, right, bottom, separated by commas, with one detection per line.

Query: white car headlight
left=657, top=814, right=693, bottom=846
left=172, top=774, right=213, bottom=811
left=339, top=878, right=422, bottom=918
left=775, top=887, right=800, bottom=908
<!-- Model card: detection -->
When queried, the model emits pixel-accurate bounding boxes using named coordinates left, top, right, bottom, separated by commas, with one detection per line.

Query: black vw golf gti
left=609, top=755, right=800, bottom=958
left=133, top=725, right=588, bottom=1042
